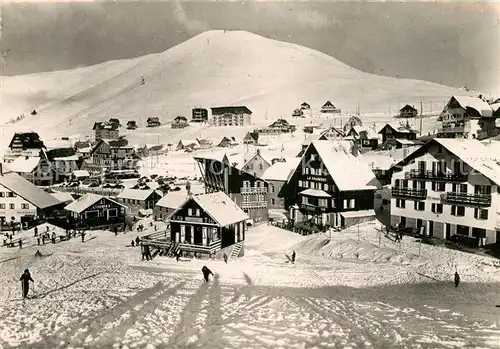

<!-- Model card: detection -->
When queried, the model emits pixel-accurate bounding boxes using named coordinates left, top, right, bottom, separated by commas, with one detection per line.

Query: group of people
left=131, top=236, right=141, bottom=247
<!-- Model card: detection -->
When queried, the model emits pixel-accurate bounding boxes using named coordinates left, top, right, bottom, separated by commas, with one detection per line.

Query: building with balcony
left=194, top=153, right=269, bottom=222
left=167, top=191, right=248, bottom=258
left=437, top=95, right=495, bottom=140
left=86, top=139, right=138, bottom=172
left=172, top=116, right=189, bottom=129
left=262, top=158, right=301, bottom=210
left=254, top=119, right=296, bottom=134
left=4, top=132, right=46, bottom=163
left=378, top=123, right=418, bottom=144
left=191, top=108, right=208, bottom=123
left=390, top=138, right=500, bottom=247
left=344, top=125, right=379, bottom=150
left=146, top=117, right=161, bottom=127
left=398, top=105, right=418, bottom=118
left=285, top=140, right=381, bottom=229
left=210, top=106, right=252, bottom=127
left=6, top=156, right=54, bottom=186
left=320, top=101, right=341, bottom=114
left=64, top=193, right=126, bottom=230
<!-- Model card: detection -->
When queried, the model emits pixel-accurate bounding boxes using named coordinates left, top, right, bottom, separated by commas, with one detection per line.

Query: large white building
left=0, top=165, right=62, bottom=227
left=210, top=106, right=252, bottom=127
left=390, top=138, right=500, bottom=246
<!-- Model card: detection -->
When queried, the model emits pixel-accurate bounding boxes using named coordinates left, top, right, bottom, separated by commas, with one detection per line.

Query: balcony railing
left=300, top=203, right=328, bottom=212
left=391, top=187, right=427, bottom=199
left=443, top=192, right=492, bottom=207
left=241, top=187, right=267, bottom=194
left=437, top=126, right=466, bottom=134
left=405, top=169, right=467, bottom=182
left=178, top=239, right=221, bottom=254
left=241, top=201, right=267, bottom=209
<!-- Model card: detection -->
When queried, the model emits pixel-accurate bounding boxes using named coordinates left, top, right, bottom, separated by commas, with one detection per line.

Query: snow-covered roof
left=340, top=209, right=376, bottom=219
left=53, top=155, right=79, bottom=161
left=65, top=193, right=125, bottom=214
left=72, top=170, right=90, bottom=178
left=262, top=158, right=301, bottom=181
left=299, top=188, right=332, bottom=198
left=305, top=140, right=381, bottom=191
left=179, top=139, right=199, bottom=146
left=362, top=153, right=396, bottom=171
left=490, top=102, right=500, bottom=112
left=8, top=156, right=41, bottom=173
left=0, top=172, right=61, bottom=209
left=116, top=189, right=159, bottom=201
left=482, top=141, right=500, bottom=161
left=156, top=191, right=190, bottom=209
left=451, top=96, right=493, bottom=117
left=170, top=191, right=249, bottom=226
left=433, top=139, right=500, bottom=186
left=301, top=134, right=326, bottom=146
left=51, top=191, right=75, bottom=204
left=394, top=139, right=422, bottom=145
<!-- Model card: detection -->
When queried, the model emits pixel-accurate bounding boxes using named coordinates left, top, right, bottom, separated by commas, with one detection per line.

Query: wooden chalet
left=378, top=123, right=418, bottom=144
left=217, top=137, right=237, bottom=148
left=116, top=189, right=162, bottom=210
left=320, top=101, right=341, bottom=114
left=166, top=191, right=248, bottom=258
left=176, top=140, right=199, bottom=151
left=255, top=119, right=296, bottom=134
left=64, top=193, right=126, bottom=230
left=172, top=116, right=189, bottom=129
left=343, top=116, right=363, bottom=132
left=109, top=118, right=121, bottom=128
left=146, top=117, right=161, bottom=128
left=4, top=132, right=46, bottom=163
left=243, top=132, right=259, bottom=145
left=196, top=138, right=213, bottom=149
left=321, top=126, right=345, bottom=140
left=292, top=109, right=304, bottom=118
left=194, top=154, right=269, bottom=221
left=399, top=105, right=418, bottom=118
left=284, top=140, right=381, bottom=229
left=127, top=121, right=138, bottom=130
left=345, top=126, right=379, bottom=150
left=93, top=121, right=119, bottom=141
left=300, top=102, right=311, bottom=110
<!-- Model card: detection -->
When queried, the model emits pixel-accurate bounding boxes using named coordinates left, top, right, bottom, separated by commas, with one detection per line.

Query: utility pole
left=420, top=100, right=423, bottom=135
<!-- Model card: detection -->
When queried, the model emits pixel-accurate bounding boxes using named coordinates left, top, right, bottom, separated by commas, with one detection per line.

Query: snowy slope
left=1, top=30, right=472, bottom=150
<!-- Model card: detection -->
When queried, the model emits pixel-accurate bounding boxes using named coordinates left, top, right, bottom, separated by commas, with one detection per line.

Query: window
left=474, top=185, right=491, bottom=195
left=323, top=184, right=329, bottom=191
left=302, top=196, right=308, bottom=204
left=270, top=185, right=275, bottom=193
left=344, top=199, right=355, bottom=209
left=431, top=182, right=445, bottom=192
left=310, top=154, right=316, bottom=161
left=452, top=184, right=467, bottom=193
left=21, top=204, right=29, bottom=209
left=0, top=204, right=5, bottom=209
left=318, top=198, right=328, bottom=207
left=451, top=205, right=465, bottom=217
left=414, top=201, right=425, bottom=211
left=0, top=192, right=4, bottom=197
left=402, top=179, right=409, bottom=188
left=431, top=203, right=443, bottom=214
left=396, top=199, right=405, bottom=208
left=474, top=208, right=488, bottom=220
left=418, top=161, right=426, bottom=172
left=188, top=208, right=193, bottom=216
left=394, top=179, right=400, bottom=188
left=7, top=192, right=16, bottom=198
left=271, top=199, right=275, bottom=205
left=9, top=204, right=15, bottom=209
left=243, top=181, right=250, bottom=187
left=259, top=164, right=263, bottom=170
left=195, top=209, right=200, bottom=216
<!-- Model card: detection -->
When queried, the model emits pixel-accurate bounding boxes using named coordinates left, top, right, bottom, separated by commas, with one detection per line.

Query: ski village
left=1, top=28, right=500, bottom=348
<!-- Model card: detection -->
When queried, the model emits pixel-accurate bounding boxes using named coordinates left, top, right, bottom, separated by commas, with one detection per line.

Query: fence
left=50, top=186, right=121, bottom=197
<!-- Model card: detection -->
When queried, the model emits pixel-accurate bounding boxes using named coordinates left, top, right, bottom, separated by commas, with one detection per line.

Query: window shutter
left=474, top=208, right=478, bottom=219
left=451, top=205, right=456, bottom=215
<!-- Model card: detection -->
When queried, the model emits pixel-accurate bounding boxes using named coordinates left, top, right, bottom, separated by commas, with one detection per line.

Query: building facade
left=240, top=150, right=271, bottom=179
left=378, top=124, right=418, bottom=144
left=390, top=139, right=500, bottom=246
left=93, top=122, right=119, bottom=142
left=64, top=194, right=126, bottom=229
left=116, top=189, right=162, bottom=211
left=172, top=116, right=189, bottom=129
left=399, top=105, right=418, bottom=118
left=87, top=140, right=137, bottom=171
left=210, top=106, right=252, bottom=127
left=192, top=108, right=209, bottom=123
left=4, top=132, right=46, bottom=163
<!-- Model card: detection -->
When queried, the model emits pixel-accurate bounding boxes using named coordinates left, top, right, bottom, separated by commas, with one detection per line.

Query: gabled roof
left=117, top=189, right=160, bottom=201
left=321, top=101, right=336, bottom=108
left=299, top=188, right=331, bottom=198
left=393, top=138, right=500, bottom=186
left=8, top=132, right=45, bottom=150
left=93, top=121, right=118, bottom=131
left=243, top=132, right=259, bottom=142
left=0, top=172, right=61, bottom=209
left=8, top=157, right=42, bottom=173
left=174, top=116, right=188, bottom=122
left=302, top=134, right=328, bottom=146
left=147, top=117, right=160, bottom=122
left=178, top=139, right=199, bottom=146
left=127, top=120, right=137, bottom=125
left=169, top=192, right=249, bottom=227
left=51, top=192, right=75, bottom=204
left=292, top=140, right=380, bottom=191
left=211, top=106, right=252, bottom=115
left=156, top=191, right=190, bottom=209
left=301, top=102, right=310, bottom=107
left=262, top=158, right=301, bottom=181
left=399, top=104, right=418, bottom=112
left=378, top=123, right=418, bottom=134
left=448, top=96, right=493, bottom=117
left=64, top=193, right=125, bottom=213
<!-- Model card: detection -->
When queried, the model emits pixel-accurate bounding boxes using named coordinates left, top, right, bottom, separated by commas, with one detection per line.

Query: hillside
left=1, top=30, right=473, bottom=149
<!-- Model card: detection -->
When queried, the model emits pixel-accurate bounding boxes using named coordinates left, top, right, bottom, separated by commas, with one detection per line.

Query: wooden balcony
left=437, top=126, right=466, bottom=134
left=300, top=203, right=328, bottom=213
left=241, top=187, right=267, bottom=194
left=391, top=187, right=427, bottom=199
left=443, top=192, right=492, bottom=207
left=241, top=201, right=267, bottom=209
left=178, top=239, right=221, bottom=254
left=405, top=169, right=467, bottom=182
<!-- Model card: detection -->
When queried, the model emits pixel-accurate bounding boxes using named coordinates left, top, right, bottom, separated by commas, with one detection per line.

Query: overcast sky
left=1, top=2, right=498, bottom=92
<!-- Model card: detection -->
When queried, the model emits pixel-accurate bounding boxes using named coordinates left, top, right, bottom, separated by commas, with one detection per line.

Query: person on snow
left=176, top=251, right=180, bottom=262
left=454, top=271, right=460, bottom=288
left=135, top=236, right=140, bottom=246
left=114, top=226, right=118, bottom=236
left=201, top=266, right=214, bottom=282
left=20, top=269, right=34, bottom=299
left=34, top=226, right=38, bottom=237
left=131, top=240, right=135, bottom=247
left=35, top=250, right=42, bottom=258
left=81, top=231, right=85, bottom=242
left=223, top=253, right=228, bottom=264
left=51, top=232, right=56, bottom=244
left=291, top=251, right=296, bottom=264
left=18, top=239, right=23, bottom=249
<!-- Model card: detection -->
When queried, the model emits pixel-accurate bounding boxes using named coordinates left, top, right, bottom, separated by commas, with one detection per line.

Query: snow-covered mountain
left=1, top=30, right=471, bottom=144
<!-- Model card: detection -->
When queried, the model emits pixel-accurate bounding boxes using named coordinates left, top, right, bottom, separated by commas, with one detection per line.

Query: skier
left=135, top=236, right=140, bottom=246
left=223, top=253, right=228, bottom=264
left=20, top=269, right=34, bottom=299
left=291, top=250, right=296, bottom=264
left=131, top=240, right=135, bottom=247
left=202, top=266, right=214, bottom=282
left=454, top=271, right=460, bottom=288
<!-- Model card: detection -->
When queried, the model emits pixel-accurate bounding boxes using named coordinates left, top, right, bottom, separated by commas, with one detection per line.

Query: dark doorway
left=194, top=226, right=203, bottom=245
left=445, top=223, right=452, bottom=240
left=428, top=221, right=434, bottom=237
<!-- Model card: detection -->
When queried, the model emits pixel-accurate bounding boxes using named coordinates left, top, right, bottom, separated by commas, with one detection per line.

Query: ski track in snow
left=0, top=222, right=500, bottom=348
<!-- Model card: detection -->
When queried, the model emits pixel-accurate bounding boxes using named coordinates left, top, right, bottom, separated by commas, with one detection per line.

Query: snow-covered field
left=1, top=219, right=500, bottom=348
